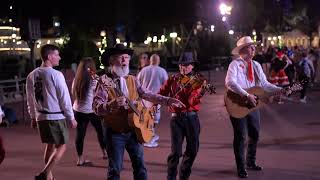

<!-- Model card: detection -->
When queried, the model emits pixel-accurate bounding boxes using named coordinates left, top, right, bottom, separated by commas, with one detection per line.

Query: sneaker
left=144, top=141, right=159, bottom=148
left=300, top=98, right=307, bottom=103
left=152, top=134, right=160, bottom=143
left=300, top=96, right=307, bottom=103
left=35, top=172, right=46, bottom=180
left=0, top=120, right=9, bottom=127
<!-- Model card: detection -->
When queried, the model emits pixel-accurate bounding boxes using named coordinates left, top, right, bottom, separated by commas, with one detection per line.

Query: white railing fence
left=0, top=75, right=27, bottom=123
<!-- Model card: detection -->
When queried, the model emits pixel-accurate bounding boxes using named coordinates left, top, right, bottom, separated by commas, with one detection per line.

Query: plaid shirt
left=93, top=74, right=170, bottom=116
left=159, top=72, right=203, bottom=113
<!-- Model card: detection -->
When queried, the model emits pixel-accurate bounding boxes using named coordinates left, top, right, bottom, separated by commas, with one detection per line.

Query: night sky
left=2, top=0, right=200, bottom=27
left=1, top=0, right=320, bottom=42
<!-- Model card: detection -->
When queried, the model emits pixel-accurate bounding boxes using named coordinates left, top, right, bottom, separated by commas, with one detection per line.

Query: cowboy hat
left=231, top=36, right=259, bottom=55
left=172, top=52, right=199, bottom=65
left=101, top=44, right=134, bottom=66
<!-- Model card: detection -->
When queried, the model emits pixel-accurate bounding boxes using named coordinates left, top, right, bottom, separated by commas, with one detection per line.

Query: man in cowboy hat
left=225, top=36, right=283, bottom=178
left=159, top=52, right=207, bottom=180
left=93, top=44, right=185, bottom=180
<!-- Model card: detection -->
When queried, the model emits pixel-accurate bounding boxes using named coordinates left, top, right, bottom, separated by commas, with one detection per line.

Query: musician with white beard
left=225, top=36, right=282, bottom=178
left=93, top=44, right=184, bottom=180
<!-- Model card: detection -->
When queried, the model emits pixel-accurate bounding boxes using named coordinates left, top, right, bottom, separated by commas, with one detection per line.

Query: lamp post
left=170, top=32, right=177, bottom=56
left=146, top=36, right=152, bottom=51
left=99, top=30, right=107, bottom=69
left=219, top=2, right=235, bottom=50
left=252, top=29, right=257, bottom=42
left=219, top=1, right=232, bottom=25
left=219, top=3, right=232, bottom=16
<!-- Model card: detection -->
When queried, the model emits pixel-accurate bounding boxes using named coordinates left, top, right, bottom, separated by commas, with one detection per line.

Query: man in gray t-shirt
left=26, top=44, right=77, bottom=180
left=137, top=54, right=168, bottom=148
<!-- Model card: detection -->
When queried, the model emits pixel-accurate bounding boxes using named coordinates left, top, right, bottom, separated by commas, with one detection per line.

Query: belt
left=171, top=111, right=197, bottom=117
left=38, top=110, right=64, bottom=114
left=110, top=128, right=134, bottom=135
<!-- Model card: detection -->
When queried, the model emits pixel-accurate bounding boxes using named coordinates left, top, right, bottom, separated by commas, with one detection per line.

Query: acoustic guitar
left=88, top=68, right=154, bottom=143
left=224, top=82, right=303, bottom=118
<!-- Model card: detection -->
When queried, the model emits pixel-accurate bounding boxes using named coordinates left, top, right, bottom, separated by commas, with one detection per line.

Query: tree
left=59, top=26, right=100, bottom=68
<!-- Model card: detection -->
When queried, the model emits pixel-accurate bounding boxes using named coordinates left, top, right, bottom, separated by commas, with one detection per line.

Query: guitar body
left=224, top=86, right=268, bottom=118
left=224, top=81, right=303, bottom=118
left=129, top=102, right=155, bottom=144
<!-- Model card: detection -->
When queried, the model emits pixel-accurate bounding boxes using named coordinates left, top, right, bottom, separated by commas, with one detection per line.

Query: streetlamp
left=169, top=32, right=177, bottom=38
left=152, top=36, right=157, bottom=43
left=99, top=30, right=107, bottom=52
left=222, top=16, right=227, bottom=22
left=100, top=30, right=106, bottom=37
left=219, top=3, right=232, bottom=15
left=252, top=29, right=257, bottom=42
left=99, top=30, right=107, bottom=69
left=170, top=32, right=178, bottom=56
left=210, top=25, right=215, bottom=32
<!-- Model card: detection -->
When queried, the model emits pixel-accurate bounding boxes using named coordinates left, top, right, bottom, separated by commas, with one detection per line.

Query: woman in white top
left=72, top=57, right=107, bottom=166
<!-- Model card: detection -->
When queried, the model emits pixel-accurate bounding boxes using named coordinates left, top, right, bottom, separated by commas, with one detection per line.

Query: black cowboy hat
left=101, top=44, right=134, bottom=66
left=172, top=52, right=199, bottom=65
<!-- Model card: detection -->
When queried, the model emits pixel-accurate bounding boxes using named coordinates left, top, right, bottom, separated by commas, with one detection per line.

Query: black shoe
left=35, top=172, right=46, bottom=180
left=237, top=169, right=248, bottom=178
left=247, top=163, right=263, bottom=171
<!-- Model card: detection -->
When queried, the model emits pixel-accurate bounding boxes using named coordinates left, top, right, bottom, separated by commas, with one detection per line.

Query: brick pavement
left=0, top=70, right=320, bottom=180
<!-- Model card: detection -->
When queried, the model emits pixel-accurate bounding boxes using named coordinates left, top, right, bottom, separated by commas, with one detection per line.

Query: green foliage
left=284, top=7, right=311, bottom=35
left=59, top=29, right=100, bottom=68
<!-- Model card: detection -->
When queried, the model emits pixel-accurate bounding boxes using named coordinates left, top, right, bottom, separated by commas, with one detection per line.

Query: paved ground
left=1, top=70, right=320, bottom=180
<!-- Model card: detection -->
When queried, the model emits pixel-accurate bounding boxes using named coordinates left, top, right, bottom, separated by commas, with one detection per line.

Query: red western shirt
left=159, top=72, right=204, bottom=113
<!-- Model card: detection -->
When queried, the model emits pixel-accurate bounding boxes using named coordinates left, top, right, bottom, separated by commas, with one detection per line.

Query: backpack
left=296, top=60, right=313, bottom=78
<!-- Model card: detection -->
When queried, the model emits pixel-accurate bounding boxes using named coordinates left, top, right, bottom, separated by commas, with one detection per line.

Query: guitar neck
left=88, top=68, right=142, bottom=116
left=270, top=89, right=285, bottom=97
left=114, top=85, right=141, bottom=116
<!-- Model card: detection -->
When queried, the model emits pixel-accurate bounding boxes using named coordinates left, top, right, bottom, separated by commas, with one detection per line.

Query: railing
left=207, top=56, right=232, bottom=70
left=0, top=76, right=26, bottom=103
left=0, top=76, right=27, bottom=123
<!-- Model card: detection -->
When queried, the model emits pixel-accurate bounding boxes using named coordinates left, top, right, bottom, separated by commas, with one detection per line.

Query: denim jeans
left=230, top=110, right=260, bottom=170
left=167, top=112, right=200, bottom=180
left=299, top=76, right=310, bottom=98
left=105, top=128, right=147, bottom=180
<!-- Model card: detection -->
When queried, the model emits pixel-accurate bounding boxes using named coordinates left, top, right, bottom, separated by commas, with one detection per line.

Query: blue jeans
left=1, top=106, right=17, bottom=124
left=105, top=128, right=147, bottom=180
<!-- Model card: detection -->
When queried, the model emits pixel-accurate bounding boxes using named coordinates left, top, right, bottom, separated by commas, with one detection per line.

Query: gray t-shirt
left=26, top=67, right=74, bottom=121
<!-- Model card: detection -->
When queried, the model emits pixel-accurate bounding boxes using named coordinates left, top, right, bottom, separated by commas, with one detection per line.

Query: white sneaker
left=299, top=97, right=307, bottom=103
left=144, top=141, right=159, bottom=148
left=152, top=134, right=160, bottom=143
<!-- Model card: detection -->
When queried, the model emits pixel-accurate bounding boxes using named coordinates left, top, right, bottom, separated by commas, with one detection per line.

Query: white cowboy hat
left=231, top=36, right=259, bottom=55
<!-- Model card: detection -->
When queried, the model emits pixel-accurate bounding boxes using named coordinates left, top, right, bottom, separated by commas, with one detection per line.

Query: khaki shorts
left=37, top=119, right=69, bottom=145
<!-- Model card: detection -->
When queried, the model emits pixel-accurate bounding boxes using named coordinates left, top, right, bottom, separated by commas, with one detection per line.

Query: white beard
left=112, top=65, right=129, bottom=77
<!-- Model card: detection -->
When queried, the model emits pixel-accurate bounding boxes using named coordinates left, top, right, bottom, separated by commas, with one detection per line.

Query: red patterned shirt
left=159, top=72, right=204, bottom=113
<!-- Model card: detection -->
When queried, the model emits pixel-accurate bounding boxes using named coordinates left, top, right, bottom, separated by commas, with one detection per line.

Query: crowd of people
left=254, top=45, right=320, bottom=103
